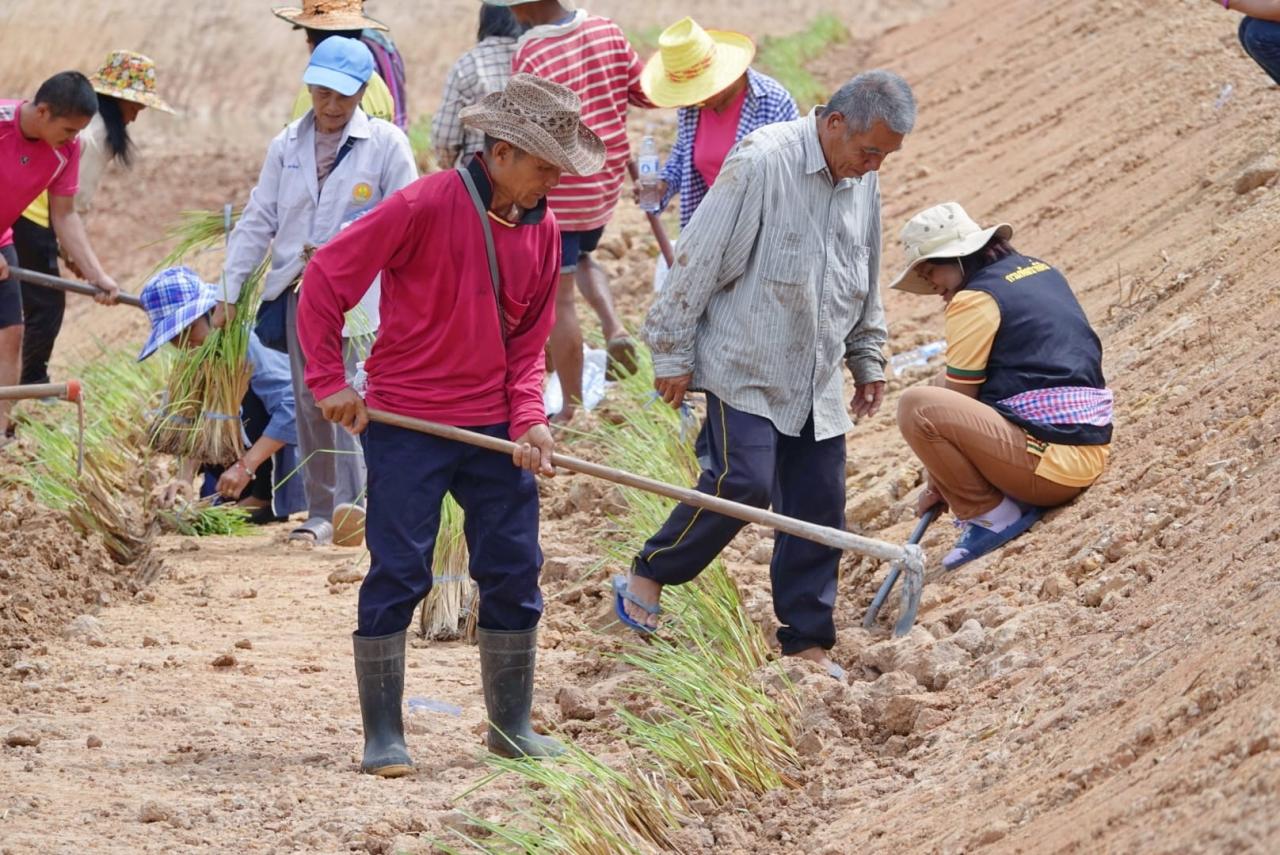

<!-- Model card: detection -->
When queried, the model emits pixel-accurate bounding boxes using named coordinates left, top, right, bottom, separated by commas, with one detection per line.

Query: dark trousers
left=357, top=420, right=544, bottom=638
left=632, top=393, right=847, bottom=654
left=1240, top=17, right=1280, bottom=86
left=12, top=217, right=63, bottom=385
left=201, top=389, right=275, bottom=503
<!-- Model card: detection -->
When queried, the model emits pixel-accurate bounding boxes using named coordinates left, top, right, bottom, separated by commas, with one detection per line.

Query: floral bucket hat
left=90, top=50, right=175, bottom=114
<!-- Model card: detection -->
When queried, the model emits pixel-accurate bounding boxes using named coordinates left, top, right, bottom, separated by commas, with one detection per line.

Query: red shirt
left=512, top=12, right=653, bottom=231
left=693, top=83, right=749, bottom=187
left=0, top=100, right=81, bottom=248
left=297, top=161, right=561, bottom=441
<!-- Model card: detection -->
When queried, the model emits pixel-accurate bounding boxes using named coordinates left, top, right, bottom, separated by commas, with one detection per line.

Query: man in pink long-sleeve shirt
left=297, top=74, right=604, bottom=775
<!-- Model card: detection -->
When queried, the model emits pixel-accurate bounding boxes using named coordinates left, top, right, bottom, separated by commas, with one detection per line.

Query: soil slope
left=3, top=0, right=1280, bottom=853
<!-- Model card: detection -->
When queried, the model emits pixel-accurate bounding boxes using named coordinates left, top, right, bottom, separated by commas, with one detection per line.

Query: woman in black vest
left=890, top=203, right=1113, bottom=570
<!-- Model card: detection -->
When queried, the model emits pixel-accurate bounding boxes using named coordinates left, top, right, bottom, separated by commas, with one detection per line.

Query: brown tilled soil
left=4, top=0, right=1280, bottom=853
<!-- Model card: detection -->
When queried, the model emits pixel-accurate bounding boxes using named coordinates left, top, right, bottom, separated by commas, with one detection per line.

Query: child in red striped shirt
left=504, top=0, right=655, bottom=422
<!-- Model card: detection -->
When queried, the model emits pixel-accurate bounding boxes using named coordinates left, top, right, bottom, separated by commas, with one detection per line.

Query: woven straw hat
left=460, top=74, right=606, bottom=176
left=890, top=202, right=1013, bottom=295
left=480, top=1, right=576, bottom=8
left=89, top=50, right=174, bottom=114
left=641, top=17, right=755, bottom=108
left=272, top=0, right=387, bottom=32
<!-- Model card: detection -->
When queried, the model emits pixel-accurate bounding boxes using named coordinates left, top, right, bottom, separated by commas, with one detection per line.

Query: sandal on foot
left=943, top=506, right=1045, bottom=571
left=289, top=518, right=333, bottom=546
left=611, top=574, right=660, bottom=635
left=605, top=336, right=639, bottom=381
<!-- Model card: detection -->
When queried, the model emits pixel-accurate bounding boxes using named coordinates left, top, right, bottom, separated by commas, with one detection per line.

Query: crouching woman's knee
left=897, top=386, right=932, bottom=437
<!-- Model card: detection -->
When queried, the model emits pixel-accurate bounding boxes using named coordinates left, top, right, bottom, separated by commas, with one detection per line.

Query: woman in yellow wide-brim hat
left=13, top=50, right=172, bottom=390
left=637, top=16, right=799, bottom=228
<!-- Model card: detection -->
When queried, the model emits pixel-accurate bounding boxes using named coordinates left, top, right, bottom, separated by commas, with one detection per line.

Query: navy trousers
left=632, top=393, right=846, bottom=655
left=357, top=420, right=544, bottom=638
left=1240, top=17, right=1280, bottom=87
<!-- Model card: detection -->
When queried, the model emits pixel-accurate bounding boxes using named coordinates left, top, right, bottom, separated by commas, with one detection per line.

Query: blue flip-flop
left=943, top=506, right=1046, bottom=571
left=612, top=575, right=661, bottom=635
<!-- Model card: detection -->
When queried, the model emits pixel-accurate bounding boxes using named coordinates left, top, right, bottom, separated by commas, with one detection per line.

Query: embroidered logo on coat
left=351, top=182, right=373, bottom=204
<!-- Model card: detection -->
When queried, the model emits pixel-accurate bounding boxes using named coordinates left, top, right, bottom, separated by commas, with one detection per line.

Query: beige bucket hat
left=461, top=74, right=606, bottom=176
left=890, top=202, right=1013, bottom=295
left=89, top=50, right=175, bottom=114
left=272, top=0, right=388, bottom=32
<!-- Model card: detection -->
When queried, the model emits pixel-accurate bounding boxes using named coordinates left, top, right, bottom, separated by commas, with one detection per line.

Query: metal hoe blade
left=862, top=505, right=941, bottom=632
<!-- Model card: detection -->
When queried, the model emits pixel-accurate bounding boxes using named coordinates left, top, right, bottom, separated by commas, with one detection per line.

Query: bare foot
left=623, top=574, right=662, bottom=630
left=790, top=646, right=848, bottom=681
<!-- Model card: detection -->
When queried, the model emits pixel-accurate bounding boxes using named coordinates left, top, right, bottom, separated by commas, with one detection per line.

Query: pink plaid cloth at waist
left=998, top=386, right=1113, bottom=426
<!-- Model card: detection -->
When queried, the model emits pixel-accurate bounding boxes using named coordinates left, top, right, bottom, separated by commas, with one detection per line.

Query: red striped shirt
left=513, top=12, right=653, bottom=231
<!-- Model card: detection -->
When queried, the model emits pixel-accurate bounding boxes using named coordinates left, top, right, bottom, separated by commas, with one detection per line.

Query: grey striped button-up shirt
left=642, top=109, right=888, bottom=442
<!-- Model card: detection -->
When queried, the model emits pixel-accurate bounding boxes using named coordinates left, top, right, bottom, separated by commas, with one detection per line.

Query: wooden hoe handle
left=8, top=266, right=144, bottom=309
left=367, top=408, right=909, bottom=562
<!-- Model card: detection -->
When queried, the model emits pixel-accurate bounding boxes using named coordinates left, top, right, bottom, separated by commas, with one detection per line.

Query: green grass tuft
left=757, top=13, right=849, bottom=109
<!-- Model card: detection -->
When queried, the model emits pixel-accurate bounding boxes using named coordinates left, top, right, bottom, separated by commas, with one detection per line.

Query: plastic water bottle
left=637, top=134, right=662, bottom=213
left=352, top=361, right=368, bottom=398
left=889, top=340, right=947, bottom=374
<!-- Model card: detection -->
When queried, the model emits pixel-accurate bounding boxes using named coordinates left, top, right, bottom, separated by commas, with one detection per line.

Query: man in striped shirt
left=616, top=71, right=917, bottom=680
left=502, top=0, right=654, bottom=422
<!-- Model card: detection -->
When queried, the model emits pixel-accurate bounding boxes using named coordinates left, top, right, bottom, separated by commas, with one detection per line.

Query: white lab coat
left=221, top=108, right=417, bottom=336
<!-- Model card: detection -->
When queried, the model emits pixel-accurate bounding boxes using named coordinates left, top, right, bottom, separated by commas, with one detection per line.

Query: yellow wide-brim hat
left=89, top=50, right=175, bottom=114
left=641, top=17, right=755, bottom=109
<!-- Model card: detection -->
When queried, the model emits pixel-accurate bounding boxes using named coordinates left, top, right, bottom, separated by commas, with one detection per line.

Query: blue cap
left=302, top=37, right=375, bottom=97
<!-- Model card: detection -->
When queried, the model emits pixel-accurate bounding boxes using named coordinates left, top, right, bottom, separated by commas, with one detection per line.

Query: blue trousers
left=357, top=421, right=544, bottom=637
left=1240, top=17, right=1280, bottom=86
left=632, top=393, right=846, bottom=654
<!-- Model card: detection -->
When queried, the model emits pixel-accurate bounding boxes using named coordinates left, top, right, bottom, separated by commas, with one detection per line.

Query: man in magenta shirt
left=0, top=71, right=120, bottom=438
left=297, top=74, right=605, bottom=775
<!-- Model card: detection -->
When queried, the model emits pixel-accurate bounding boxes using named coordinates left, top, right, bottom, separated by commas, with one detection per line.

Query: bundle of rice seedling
left=16, top=396, right=149, bottom=564
left=418, top=496, right=476, bottom=641
left=159, top=499, right=254, bottom=537
left=147, top=257, right=268, bottom=466
left=444, top=742, right=695, bottom=855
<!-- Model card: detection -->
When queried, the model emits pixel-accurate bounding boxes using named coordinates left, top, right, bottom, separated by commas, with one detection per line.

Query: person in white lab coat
left=217, top=36, right=417, bottom=546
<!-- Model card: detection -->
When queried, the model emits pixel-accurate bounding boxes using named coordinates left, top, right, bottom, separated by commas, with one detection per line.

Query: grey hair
left=822, top=70, right=917, bottom=135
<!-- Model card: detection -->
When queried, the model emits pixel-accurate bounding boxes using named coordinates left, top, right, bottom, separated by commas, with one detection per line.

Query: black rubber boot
left=477, top=627, right=564, bottom=759
left=353, top=630, right=413, bottom=777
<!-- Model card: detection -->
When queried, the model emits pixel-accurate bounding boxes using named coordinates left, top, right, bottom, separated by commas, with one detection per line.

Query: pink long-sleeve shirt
left=297, top=159, right=560, bottom=441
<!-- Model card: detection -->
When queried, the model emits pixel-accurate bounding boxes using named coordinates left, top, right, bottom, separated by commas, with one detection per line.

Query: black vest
left=965, top=254, right=1112, bottom=446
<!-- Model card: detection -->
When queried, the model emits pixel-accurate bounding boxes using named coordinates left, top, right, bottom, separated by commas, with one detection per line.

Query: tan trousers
left=897, top=386, right=1082, bottom=519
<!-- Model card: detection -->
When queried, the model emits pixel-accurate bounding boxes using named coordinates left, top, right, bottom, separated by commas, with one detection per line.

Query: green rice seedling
left=446, top=742, right=695, bottom=855
left=591, top=349, right=773, bottom=667
left=151, top=206, right=242, bottom=271
left=615, top=641, right=801, bottom=803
